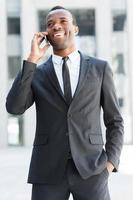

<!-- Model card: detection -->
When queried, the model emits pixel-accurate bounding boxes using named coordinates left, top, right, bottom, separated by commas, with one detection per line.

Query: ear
left=74, top=26, right=79, bottom=35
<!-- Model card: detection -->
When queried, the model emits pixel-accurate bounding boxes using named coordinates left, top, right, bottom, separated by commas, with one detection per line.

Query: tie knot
left=62, top=56, right=69, bottom=63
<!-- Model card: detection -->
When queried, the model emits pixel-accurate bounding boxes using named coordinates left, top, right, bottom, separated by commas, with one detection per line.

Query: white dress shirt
left=52, top=51, right=80, bottom=97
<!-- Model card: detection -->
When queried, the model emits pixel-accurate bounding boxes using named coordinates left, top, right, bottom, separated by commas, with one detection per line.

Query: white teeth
left=54, top=32, right=64, bottom=37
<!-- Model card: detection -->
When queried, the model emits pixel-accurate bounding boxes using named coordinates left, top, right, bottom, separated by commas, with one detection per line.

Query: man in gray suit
left=6, top=6, right=124, bottom=200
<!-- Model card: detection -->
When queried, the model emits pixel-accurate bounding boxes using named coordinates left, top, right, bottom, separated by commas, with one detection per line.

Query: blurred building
left=0, top=0, right=133, bottom=147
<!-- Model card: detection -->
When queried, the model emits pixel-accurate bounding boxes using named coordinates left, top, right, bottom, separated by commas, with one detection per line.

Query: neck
left=53, top=47, right=76, bottom=57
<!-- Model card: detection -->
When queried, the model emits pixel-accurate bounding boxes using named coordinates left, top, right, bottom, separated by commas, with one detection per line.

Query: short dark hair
left=49, top=6, right=67, bottom=12
left=48, top=6, right=77, bottom=26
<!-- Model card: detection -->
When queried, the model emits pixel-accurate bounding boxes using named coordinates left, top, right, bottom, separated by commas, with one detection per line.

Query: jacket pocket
left=89, top=134, right=104, bottom=145
left=33, top=134, right=48, bottom=146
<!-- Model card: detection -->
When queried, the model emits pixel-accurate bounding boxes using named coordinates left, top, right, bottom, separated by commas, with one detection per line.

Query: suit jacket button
left=68, top=114, right=72, bottom=118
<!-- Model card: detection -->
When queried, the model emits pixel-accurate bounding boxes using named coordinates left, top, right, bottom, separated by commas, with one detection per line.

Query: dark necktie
left=62, top=57, right=72, bottom=105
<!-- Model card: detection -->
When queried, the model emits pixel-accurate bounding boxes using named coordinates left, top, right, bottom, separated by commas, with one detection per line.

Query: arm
left=6, top=61, right=36, bottom=114
left=101, top=62, right=124, bottom=172
left=6, top=32, right=50, bottom=115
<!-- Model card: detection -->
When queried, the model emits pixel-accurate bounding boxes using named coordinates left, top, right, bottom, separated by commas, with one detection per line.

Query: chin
left=53, top=43, right=68, bottom=50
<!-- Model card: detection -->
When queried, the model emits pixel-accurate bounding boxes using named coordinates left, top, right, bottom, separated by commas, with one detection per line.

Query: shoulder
left=89, top=56, right=107, bottom=65
left=80, top=51, right=107, bottom=65
left=82, top=52, right=108, bottom=69
left=84, top=54, right=107, bottom=68
left=83, top=53, right=111, bottom=73
left=80, top=53, right=113, bottom=81
left=35, top=55, right=52, bottom=73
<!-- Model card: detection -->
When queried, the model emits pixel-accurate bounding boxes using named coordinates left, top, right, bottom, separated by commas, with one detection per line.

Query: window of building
left=8, top=56, right=21, bottom=79
left=113, top=53, right=126, bottom=108
left=118, top=97, right=124, bottom=107
left=113, top=10, right=126, bottom=31
left=115, top=53, right=125, bottom=75
left=8, top=115, right=23, bottom=146
left=112, top=7, right=132, bottom=143
left=7, top=17, right=20, bottom=34
left=71, top=9, right=95, bottom=36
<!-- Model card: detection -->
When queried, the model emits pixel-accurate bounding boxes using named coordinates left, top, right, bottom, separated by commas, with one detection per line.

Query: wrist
left=106, top=161, right=114, bottom=173
left=27, top=54, right=40, bottom=64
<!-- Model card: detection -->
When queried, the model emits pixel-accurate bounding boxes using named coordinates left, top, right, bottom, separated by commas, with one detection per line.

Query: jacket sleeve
left=101, top=62, right=124, bottom=172
left=6, top=60, right=36, bottom=115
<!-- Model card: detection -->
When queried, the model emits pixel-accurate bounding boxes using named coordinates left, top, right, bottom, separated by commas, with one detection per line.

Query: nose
left=52, top=23, right=62, bottom=31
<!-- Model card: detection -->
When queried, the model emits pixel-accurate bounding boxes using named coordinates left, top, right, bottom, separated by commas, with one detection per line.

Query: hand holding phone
left=27, top=32, right=50, bottom=63
left=40, top=35, right=49, bottom=43
left=39, top=34, right=50, bottom=48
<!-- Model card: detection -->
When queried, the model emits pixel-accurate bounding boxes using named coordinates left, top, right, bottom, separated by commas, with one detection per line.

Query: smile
left=54, top=32, right=65, bottom=38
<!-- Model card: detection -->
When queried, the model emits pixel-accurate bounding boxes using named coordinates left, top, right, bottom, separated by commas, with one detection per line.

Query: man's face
left=46, top=9, right=78, bottom=51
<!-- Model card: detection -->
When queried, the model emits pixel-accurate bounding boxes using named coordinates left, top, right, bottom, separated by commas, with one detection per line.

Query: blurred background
left=0, top=0, right=133, bottom=199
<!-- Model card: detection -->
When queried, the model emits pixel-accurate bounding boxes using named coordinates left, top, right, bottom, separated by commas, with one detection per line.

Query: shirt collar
left=52, top=50, right=80, bottom=65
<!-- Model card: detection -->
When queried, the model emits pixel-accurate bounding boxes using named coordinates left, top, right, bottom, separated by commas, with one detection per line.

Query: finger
left=38, top=32, right=48, bottom=43
left=35, top=32, right=48, bottom=37
left=33, top=33, right=45, bottom=45
left=41, top=32, right=48, bottom=36
left=33, top=32, right=44, bottom=40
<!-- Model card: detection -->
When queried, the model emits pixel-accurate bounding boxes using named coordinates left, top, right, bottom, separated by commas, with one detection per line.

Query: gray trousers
left=31, top=158, right=111, bottom=200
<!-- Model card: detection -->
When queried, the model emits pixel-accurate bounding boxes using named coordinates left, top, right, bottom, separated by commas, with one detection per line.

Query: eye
left=47, top=22, right=53, bottom=28
left=61, top=19, right=68, bottom=23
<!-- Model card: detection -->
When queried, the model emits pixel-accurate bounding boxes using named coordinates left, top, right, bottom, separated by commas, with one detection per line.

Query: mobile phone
left=40, top=35, right=49, bottom=48
left=40, top=35, right=49, bottom=44
left=46, top=35, right=49, bottom=43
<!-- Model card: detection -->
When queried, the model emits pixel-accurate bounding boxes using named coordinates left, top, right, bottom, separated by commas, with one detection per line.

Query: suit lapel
left=43, top=56, right=67, bottom=104
left=43, top=53, right=91, bottom=106
left=72, top=52, right=90, bottom=100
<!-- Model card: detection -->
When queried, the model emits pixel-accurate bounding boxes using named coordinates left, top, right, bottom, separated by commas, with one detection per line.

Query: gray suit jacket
left=6, top=52, right=124, bottom=184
